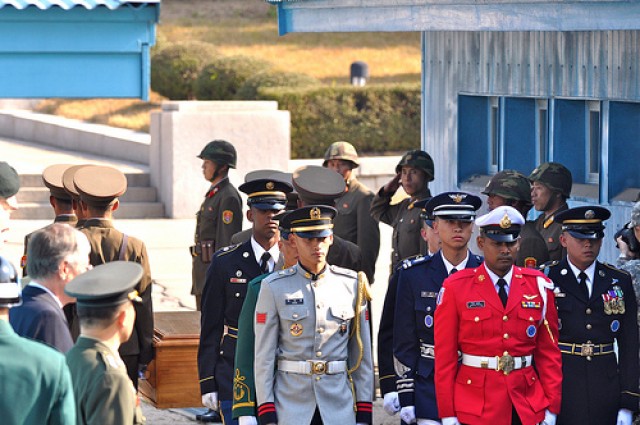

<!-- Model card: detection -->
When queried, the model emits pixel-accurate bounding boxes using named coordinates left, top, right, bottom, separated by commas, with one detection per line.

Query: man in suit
left=545, top=206, right=639, bottom=425
left=323, top=141, right=380, bottom=283
left=198, top=177, right=292, bottom=425
left=74, top=164, right=154, bottom=389
left=393, top=192, right=483, bottom=424
left=254, top=206, right=374, bottom=425
left=10, top=223, right=91, bottom=353
left=65, top=261, right=146, bottom=425
left=435, top=206, right=562, bottom=425
left=0, top=255, right=77, bottom=425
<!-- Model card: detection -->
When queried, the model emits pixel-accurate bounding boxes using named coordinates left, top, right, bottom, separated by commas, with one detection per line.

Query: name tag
left=285, top=298, right=304, bottom=305
left=421, top=291, right=438, bottom=298
left=554, top=292, right=566, bottom=298
left=230, top=278, right=247, bottom=283
left=466, top=301, right=485, bottom=309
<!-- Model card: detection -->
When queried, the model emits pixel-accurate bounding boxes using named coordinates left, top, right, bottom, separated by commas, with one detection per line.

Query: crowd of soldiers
left=0, top=136, right=639, bottom=425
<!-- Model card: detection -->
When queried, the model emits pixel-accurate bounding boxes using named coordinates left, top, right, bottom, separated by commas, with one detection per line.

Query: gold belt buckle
left=580, top=343, right=594, bottom=357
left=309, top=360, right=326, bottom=375
left=496, top=353, right=515, bottom=375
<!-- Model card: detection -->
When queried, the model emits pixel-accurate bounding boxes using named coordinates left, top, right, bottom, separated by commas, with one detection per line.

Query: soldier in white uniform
left=253, top=205, right=373, bottom=425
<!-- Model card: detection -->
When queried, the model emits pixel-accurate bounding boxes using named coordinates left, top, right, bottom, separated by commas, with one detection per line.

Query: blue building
left=0, top=0, right=160, bottom=100
left=269, top=0, right=640, bottom=261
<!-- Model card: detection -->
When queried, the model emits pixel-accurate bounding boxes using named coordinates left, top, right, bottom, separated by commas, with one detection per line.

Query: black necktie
left=497, top=278, right=508, bottom=307
left=450, top=268, right=458, bottom=276
left=260, top=252, right=271, bottom=274
left=578, top=272, right=589, bottom=299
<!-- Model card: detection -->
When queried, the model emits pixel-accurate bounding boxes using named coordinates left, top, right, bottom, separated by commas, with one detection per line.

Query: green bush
left=195, top=55, right=272, bottom=100
left=235, top=70, right=319, bottom=100
left=151, top=42, right=218, bottom=100
left=257, top=84, right=421, bottom=158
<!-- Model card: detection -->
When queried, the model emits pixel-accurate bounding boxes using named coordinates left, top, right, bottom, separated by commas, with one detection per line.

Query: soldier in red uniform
left=434, top=206, right=562, bottom=425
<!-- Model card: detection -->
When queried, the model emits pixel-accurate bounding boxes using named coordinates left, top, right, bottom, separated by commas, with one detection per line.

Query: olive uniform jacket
left=80, top=219, right=154, bottom=365
left=371, top=187, right=430, bottom=271
left=66, top=337, right=144, bottom=425
left=0, top=320, right=76, bottom=425
left=333, top=177, right=380, bottom=283
left=533, top=203, right=569, bottom=262
left=192, top=178, right=243, bottom=296
left=516, top=221, right=550, bottom=269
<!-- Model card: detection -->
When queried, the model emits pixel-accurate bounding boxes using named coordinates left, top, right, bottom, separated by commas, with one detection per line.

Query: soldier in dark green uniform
left=529, top=162, right=573, bottom=262
left=74, top=165, right=154, bottom=389
left=62, top=164, right=91, bottom=229
left=0, top=161, right=20, bottom=251
left=191, top=140, right=243, bottom=310
left=482, top=170, right=549, bottom=269
left=65, top=261, right=146, bottom=425
left=22, top=164, right=78, bottom=277
left=323, top=141, right=380, bottom=283
left=371, top=150, right=435, bottom=270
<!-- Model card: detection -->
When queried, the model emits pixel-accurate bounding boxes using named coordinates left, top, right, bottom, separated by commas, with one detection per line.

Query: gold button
left=586, top=324, right=592, bottom=330
left=292, top=313, right=299, bottom=319
left=466, top=379, right=472, bottom=384
left=316, top=351, right=322, bottom=357
left=503, top=333, right=509, bottom=339
left=317, top=328, right=324, bottom=333
left=586, top=356, right=592, bottom=361
left=235, top=292, right=240, bottom=297
left=532, top=377, right=535, bottom=381
left=529, top=316, right=534, bottom=322
left=502, top=315, right=508, bottom=321
left=586, top=308, right=592, bottom=315
left=315, top=376, right=321, bottom=381
left=474, top=317, right=480, bottom=322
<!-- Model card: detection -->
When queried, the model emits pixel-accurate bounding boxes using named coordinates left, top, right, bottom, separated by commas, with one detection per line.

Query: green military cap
left=74, top=165, right=127, bottom=207
left=198, top=140, right=237, bottom=168
left=62, top=165, right=90, bottom=201
left=42, top=164, right=74, bottom=201
left=323, top=141, right=360, bottom=168
left=0, top=161, right=20, bottom=200
left=555, top=206, right=610, bottom=239
left=281, top=205, right=337, bottom=238
left=239, top=178, right=293, bottom=210
left=292, top=165, right=345, bottom=205
left=65, top=261, right=143, bottom=308
left=529, top=162, right=572, bottom=198
left=396, top=150, right=435, bottom=182
left=482, top=170, right=532, bottom=204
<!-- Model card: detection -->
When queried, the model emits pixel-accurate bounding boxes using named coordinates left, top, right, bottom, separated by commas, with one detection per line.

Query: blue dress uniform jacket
left=198, top=239, right=263, bottom=399
left=9, top=285, right=73, bottom=353
left=393, top=251, right=483, bottom=419
left=0, top=320, right=76, bottom=425
left=546, top=259, right=640, bottom=424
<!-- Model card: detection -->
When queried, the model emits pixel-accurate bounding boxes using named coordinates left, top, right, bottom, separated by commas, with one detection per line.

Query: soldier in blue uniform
left=198, top=177, right=292, bottom=425
left=545, top=206, right=639, bottom=425
left=393, top=192, right=483, bottom=424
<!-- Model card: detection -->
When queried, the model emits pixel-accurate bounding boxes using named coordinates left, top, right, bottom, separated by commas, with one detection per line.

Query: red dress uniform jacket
left=434, top=264, right=562, bottom=425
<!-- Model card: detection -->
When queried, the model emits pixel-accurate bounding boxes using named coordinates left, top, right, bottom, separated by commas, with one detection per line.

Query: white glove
left=400, top=406, right=417, bottom=424
left=538, top=409, right=556, bottom=425
left=356, top=423, right=367, bottom=425
left=383, top=392, right=401, bottom=415
left=239, top=416, right=258, bottom=425
left=617, top=408, right=633, bottom=425
left=201, top=392, right=218, bottom=410
left=442, top=417, right=461, bottom=425
left=417, top=419, right=441, bottom=425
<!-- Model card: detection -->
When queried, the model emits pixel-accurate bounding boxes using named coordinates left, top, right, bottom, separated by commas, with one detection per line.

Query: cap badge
left=266, top=181, right=274, bottom=190
left=310, top=207, right=321, bottom=220
left=449, top=193, right=467, bottom=203
left=500, top=212, right=512, bottom=229
left=585, top=210, right=595, bottom=219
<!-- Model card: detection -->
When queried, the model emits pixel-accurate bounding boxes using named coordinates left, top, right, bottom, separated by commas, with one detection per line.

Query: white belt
left=461, top=353, right=532, bottom=375
left=277, top=359, right=347, bottom=375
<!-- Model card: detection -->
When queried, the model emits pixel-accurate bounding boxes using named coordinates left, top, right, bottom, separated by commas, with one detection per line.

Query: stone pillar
left=150, top=101, right=290, bottom=218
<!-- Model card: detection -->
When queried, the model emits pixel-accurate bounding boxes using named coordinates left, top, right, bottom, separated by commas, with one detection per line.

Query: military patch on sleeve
left=20, top=255, right=27, bottom=268
left=222, top=210, right=234, bottom=224
left=256, top=312, right=267, bottom=324
left=436, top=287, right=445, bottom=305
left=524, top=257, right=537, bottom=269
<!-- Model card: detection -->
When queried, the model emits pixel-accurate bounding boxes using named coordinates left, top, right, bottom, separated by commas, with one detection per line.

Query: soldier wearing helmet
left=371, top=149, right=435, bottom=270
left=323, top=141, right=380, bottom=283
left=482, top=170, right=549, bottom=268
left=0, top=161, right=20, bottom=251
left=191, top=140, right=243, bottom=311
left=529, top=162, right=573, bottom=261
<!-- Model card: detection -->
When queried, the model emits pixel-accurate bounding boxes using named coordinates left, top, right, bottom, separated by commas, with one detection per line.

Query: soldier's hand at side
left=239, top=416, right=258, bottom=425
left=616, top=408, right=632, bottom=425
left=201, top=392, right=218, bottom=410
left=382, top=391, right=401, bottom=415
left=399, top=406, right=417, bottom=424
left=442, top=417, right=461, bottom=425
left=383, top=173, right=402, bottom=194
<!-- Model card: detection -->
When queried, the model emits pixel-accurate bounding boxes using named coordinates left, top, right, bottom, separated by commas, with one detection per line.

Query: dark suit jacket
left=9, top=285, right=74, bottom=353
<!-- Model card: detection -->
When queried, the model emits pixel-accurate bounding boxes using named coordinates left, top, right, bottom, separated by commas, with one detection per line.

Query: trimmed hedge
left=235, top=70, right=319, bottom=100
left=151, top=42, right=218, bottom=100
left=257, top=84, right=421, bottom=158
left=195, top=55, right=273, bottom=100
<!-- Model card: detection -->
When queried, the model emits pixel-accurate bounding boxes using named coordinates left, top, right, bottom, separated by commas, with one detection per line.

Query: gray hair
left=27, top=223, right=89, bottom=280
left=632, top=202, right=640, bottom=227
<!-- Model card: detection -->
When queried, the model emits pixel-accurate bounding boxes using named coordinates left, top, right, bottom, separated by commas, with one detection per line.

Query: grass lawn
left=36, top=0, right=421, bottom=132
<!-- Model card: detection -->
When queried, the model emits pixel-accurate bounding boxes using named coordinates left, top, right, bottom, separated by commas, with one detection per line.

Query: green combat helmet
left=482, top=170, right=532, bottom=204
left=395, top=150, right=435, bottom=182
left=198, top=140, right=237, bottom=169
left=529, top=162, right=572, bottom=198
left=323, top=141, right=360, bottom=168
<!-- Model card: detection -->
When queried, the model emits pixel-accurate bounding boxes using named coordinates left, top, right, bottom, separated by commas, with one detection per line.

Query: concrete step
left=12, top=201, right=165, bottom=220
left=17, top=186, right=159, bottom=203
